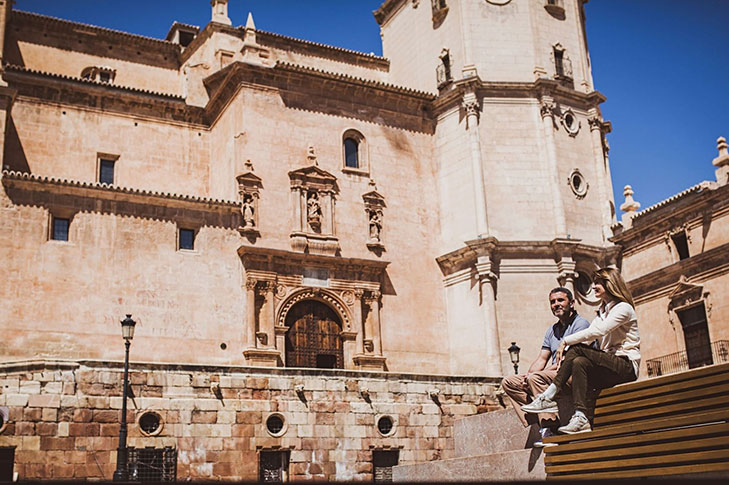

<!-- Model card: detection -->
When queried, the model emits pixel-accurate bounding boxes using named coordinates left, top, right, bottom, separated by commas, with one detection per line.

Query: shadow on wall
left=3, top=118, right=30, bottom=173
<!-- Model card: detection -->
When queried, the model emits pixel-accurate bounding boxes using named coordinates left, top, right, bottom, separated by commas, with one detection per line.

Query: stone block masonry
left=0, top=360, right=500, bottom=481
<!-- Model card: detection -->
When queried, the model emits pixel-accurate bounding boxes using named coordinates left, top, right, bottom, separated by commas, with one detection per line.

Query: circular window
left=561, top=110, right=580, bottom=136
left=220, top=342, right=227, bottom=350
left=138, top=411, right=163, bottom=436
left=376, top=415, right=396, bottom=437
left=265, top=413, right=287, bottom=437
left=568, top=169, right=589, bottom=199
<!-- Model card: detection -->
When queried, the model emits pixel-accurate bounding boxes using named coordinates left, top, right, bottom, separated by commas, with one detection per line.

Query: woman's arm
left=562, top=302, right=635, bottom=347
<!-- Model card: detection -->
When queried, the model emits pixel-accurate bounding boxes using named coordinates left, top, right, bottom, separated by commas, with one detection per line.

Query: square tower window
left=99, top=159, right=115, bottom=185
left=259, top=450, right=289, bottom=483
left=51, top=216, right=70, bottom=241
left=178, top=228, right=195, bottom=251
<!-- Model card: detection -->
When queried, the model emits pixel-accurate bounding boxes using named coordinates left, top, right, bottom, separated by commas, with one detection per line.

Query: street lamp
left=508, top=341, right=520, bottom=374
left=113, top=314, right=136, bottom=482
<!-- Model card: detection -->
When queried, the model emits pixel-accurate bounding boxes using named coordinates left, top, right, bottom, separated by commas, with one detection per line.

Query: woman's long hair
left=594, top=267, right=635, bottom=308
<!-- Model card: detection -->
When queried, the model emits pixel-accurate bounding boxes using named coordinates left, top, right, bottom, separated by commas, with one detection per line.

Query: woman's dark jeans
left=553, top=344, right=637, bottom=415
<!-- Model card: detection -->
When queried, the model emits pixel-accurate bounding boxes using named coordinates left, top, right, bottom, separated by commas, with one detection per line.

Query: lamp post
left=508, top=341, right=521, bottom=375
left=113, top=314, right=136, bottom=482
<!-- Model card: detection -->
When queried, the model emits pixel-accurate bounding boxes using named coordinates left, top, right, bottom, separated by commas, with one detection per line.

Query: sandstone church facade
left=0, top=0, right=625, bottom=481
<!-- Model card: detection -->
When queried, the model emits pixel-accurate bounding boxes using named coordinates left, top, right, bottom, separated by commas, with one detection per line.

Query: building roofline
left=13, top=9, right=178, bottom=48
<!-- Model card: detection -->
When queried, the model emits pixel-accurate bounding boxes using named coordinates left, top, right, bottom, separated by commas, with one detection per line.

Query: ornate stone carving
left=236, top=160, right=262, bottom=238
left=288, top=146, right=340, bottom=256
left=540, top=98, right=556, bottom=119
left=462, top=93, right=480, bottom=119
left=363, top=179, right=386, bottom=251
left=276, top=288, right=352, bottom=331
left=275, top=284, right=288, bottom=299
left=245, top=278, right=258, bottom=291
left=341, top=290, right=355, bottom=306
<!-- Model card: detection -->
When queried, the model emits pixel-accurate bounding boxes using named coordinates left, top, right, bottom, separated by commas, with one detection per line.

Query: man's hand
left=555, top=340, right=567, bottom=370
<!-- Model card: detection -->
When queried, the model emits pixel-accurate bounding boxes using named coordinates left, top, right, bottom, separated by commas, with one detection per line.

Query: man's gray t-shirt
left=542, top=313, right=592, bottom=364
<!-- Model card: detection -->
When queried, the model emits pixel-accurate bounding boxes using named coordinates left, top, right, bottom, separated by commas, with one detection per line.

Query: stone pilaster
left=540, top=97, right=567, bottom=238
left=588, top=113, right=613, bottom=241
left=462, top=91, right=489, bottom=237
left=475, top=256, right=502, bottom=376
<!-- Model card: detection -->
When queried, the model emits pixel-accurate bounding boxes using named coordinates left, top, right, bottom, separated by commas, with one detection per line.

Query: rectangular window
left=671, top=231, right=690, bottom=260
left=178, top=228, right=195, bottom=250
left=373, top=450, right=399, bottom=483
left=51, top=217, right=70, bottom=241
left=554, top=48, right=565, bottom=77
left=128, top=447, right=177, bottom=482
left=677, top=304, right=712, bottom=369
left=99, top=158, right=115, bottom=185
left=259, top=451, right=289, bottom=483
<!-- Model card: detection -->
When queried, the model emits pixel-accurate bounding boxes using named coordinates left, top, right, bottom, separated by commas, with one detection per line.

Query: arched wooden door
left=285, top=300, right=343, bottom=369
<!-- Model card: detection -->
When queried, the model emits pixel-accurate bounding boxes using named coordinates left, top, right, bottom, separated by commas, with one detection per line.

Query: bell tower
left=376, top=0, right=616, bottom=375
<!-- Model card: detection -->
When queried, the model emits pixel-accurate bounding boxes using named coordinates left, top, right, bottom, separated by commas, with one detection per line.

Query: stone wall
left=0, top=360, right=500, bottom=481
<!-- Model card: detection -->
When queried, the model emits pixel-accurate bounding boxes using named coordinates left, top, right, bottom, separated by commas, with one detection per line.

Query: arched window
left=342, top=129, right=367, bottom=172
left=344, top=138, right=359, bottom=168
left=285, top=300, right=343, bottom=369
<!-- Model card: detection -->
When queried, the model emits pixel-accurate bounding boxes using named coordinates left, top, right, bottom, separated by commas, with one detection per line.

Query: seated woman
left=521, top=267, right=640, bottom=434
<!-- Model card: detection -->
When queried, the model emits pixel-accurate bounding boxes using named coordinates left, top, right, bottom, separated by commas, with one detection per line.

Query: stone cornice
left=238, top=246, right=389, bottom=280
left=374, top=0, right=409, bottom=26
left=611, top=182, right=728, bottom=247
left=11, top=10, right=180, bottom=69
left=3, top=65, right=205, bottom=125
left=436, top=237, right=615, bottom=276
left=432, top=77, right=606, bottom=117
left=628, top=242, right=729, bottom=303
left=0, top=358, right=501, bottom=384
left=203, top=61, right=435, bottom=133
left=1, top=170, right=240, bottom=212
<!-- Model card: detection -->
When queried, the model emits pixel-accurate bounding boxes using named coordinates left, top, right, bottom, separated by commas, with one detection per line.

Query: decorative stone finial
left=244, top=159, right=254, bottom=172
left=620, top=185, right=641, bottom=227
left=210, top=0, right=232, bottom=26
left=713, top=136, right=729, bottom=185
left=245, top=12, right=256, bottom=30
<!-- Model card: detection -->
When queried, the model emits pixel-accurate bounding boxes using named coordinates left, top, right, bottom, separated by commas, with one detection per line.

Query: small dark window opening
left=0, top=448, right=14, bottom=482
left=377, top=416, right=394, bottom=435
left=178, top=30, right=195, bottom=47
left=266, top=415, right=284, bottom=435
left=547, top=0, right=558, bottom=5
left=99, top=159, right=115, bottom=185
left=373, top=450, right=399, bottom=483
left=677, top=304, right=712, bottom=369
left=259, top=450, right=289, bottom=483
left=554, top=48, right=565, bottom=77
left=52, top=217, right=69, bottom=241
left=99, top=71, right=111, bottom=83
left=433, top=0, right=447, bottom=10
left=179, top=228, right=195, bottom=250
left=442, top=53, right=451, bottom=81
left=139, top=412, right=161, bottom=435
left=671, top=232, right=690, bottom=260
left=344, top=138, right=359, bottom=168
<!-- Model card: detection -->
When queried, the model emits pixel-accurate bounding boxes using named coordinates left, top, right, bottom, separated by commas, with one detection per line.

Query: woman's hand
left=555, top=341, right=567, bottom=370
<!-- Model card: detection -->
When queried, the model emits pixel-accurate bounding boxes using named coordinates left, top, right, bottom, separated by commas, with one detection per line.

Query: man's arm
left=526, top=348, right=553, bottom=374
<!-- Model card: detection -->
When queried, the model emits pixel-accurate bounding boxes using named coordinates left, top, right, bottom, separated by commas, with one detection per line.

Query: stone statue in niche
left=241, top=193, right=255, bottom=228
left=307, top=191, right=322, bottom=231
left=368, top=209, right=383, bottom=242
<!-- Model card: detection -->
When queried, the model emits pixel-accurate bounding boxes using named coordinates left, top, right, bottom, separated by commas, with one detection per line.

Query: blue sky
left=15, top=0, right=728, bottom=213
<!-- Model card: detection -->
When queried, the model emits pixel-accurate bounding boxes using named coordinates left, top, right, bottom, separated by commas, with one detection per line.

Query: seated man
left=501, top=287, right=591, bottom=447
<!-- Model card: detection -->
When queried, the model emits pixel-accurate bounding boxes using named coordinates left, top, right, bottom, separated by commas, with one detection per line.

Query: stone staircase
left=393, top=408, right=547, bottom=482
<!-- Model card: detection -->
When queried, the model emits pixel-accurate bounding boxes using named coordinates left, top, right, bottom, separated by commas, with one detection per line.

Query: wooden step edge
left=546, top=458, right=729, bottom=480
left=597, top=362, right=729, bottom=399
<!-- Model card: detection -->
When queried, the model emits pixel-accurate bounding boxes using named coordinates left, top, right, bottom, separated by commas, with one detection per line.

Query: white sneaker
left=533, top=427, right=558, bottom=448
left=558, top=414, right=591, bottom=434
left=521, top=394, right=559, bottom=414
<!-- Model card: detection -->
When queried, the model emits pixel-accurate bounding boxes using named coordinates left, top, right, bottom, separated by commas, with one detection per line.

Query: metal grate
left=646, top=340, right=729, bottom=377
left=127, top=446, right=177, bottom=482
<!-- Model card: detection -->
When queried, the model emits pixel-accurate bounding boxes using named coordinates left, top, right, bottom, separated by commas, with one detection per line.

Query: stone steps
left=394, top=406, right=547, bottom=481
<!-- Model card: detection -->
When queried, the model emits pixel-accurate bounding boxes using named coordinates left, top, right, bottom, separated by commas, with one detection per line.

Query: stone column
left=262, top=281, right=276, bottom=348
left=476, top=256, right=502, bottom=376
left=588, top=114, right=612, bottom=241
left=353, top=289, right=365, bottom=354
left=244, top=278, right=257, bottom=348
left=366, top=291, right=383, bottom=356
left=557, top=260, right=577, bottom=297
left=463, top=92, right=490, bottom=237
left=540, top=97, right=567, bottom=238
